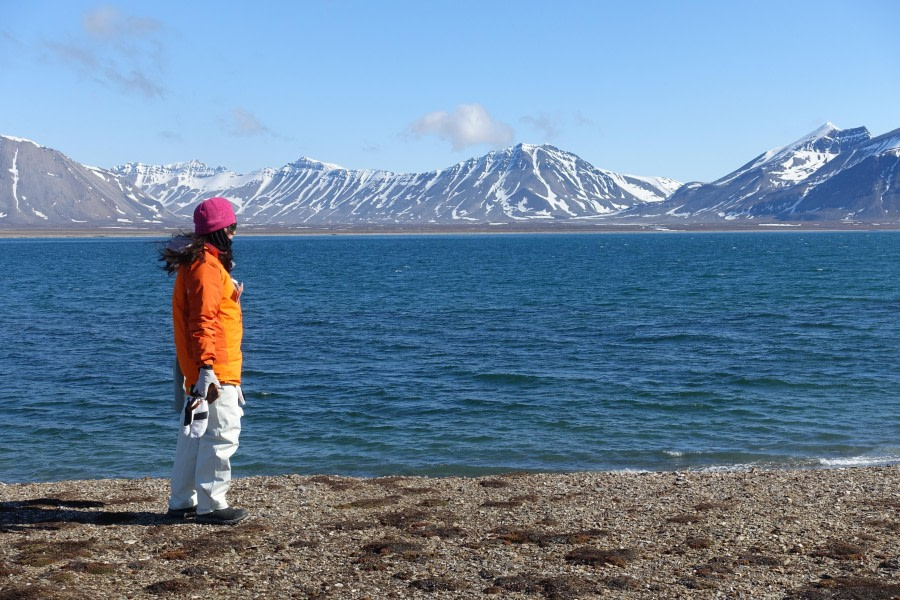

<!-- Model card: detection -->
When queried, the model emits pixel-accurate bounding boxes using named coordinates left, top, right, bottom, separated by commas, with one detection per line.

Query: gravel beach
left=1, top=467, right=898, bottom=599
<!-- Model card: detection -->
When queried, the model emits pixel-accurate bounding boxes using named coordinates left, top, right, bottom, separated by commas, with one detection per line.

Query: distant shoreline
left=3, top=221, right=900, bottom=238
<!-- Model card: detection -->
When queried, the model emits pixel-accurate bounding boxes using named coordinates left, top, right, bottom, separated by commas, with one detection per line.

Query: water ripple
left=3, top=233, right=900, bottom=482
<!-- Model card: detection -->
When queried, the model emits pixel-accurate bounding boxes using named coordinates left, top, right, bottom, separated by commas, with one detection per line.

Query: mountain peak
left=813, top=122, right=839, bottom=136
left=282, top=157, right=343, bottom=172
left=164, top=159, right=235, bottom=173
left=731, top=123, right=871, bottom=182
left=510, top=142, right=560, bottom=153
left=793, top=123, right=870, bottom=149
left=481, top=143, right=568, bottom=163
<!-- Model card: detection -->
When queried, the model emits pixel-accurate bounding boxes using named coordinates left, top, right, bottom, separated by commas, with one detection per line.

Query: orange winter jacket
left=173, top=244, right=243, bottom=391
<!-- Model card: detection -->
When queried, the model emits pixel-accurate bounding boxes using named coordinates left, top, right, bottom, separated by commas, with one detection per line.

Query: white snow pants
left=169, top=386, right=243, bottom=515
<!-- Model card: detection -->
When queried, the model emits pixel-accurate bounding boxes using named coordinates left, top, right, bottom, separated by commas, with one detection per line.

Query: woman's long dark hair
left=159, top=228, right=234, bottom=275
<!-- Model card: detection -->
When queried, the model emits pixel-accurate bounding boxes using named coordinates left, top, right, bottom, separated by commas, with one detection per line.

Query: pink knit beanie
left=193, top=197, right=236, bottom=235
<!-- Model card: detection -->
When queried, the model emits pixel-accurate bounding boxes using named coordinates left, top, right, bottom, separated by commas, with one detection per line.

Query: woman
left=160, top=196, right=248, bottom=525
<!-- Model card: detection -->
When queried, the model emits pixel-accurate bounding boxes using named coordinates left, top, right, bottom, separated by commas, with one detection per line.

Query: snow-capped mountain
left=5, top=123, right=900, bottom=231
left=624, top=123, right=900, bottom=222
left=0, top=135, right=173, bottom=229
left=112, top=144, right=681, bottom=226
left=755, top=127, right=900, bottom=220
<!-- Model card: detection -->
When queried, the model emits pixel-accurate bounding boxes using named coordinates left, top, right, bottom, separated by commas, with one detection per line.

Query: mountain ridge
left=0, top=134, right=170, bottom=228
left=620, top=123, right=900, bottom=223
left=3, top=123, right=900, bottom=231
left=110, top=142, right=682, bottom=226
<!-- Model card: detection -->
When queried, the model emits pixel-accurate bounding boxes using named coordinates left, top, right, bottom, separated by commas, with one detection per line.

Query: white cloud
left=575, top=111, right=597, bottom=128
left=1, top=31, right=22, bottom=49
left=409, top=103, right=514, bottom=150
left=44, top=6, right=166, bottom=98
left=226, top=108, right=272, bottom=137
left=521, top=112, right=561, bottom=141
left=82, top=6, right=162, bottom=40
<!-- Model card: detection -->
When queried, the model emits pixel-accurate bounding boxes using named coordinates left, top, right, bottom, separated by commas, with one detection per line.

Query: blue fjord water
left=1, top=232, right=899, bottom=483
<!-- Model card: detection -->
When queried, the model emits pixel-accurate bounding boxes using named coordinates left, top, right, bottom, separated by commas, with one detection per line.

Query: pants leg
left=168, top=386, right=243, bottom=513
left=169, top=425, right=200, bottom=510
left=196, top=386, right=243, bottom=514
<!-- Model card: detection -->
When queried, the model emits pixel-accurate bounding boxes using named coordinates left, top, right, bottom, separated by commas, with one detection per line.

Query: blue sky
left=1, top=0, right=897, bottom=183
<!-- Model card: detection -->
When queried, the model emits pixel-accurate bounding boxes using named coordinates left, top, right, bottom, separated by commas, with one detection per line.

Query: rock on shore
left=1, top=467, right=898, bottom=599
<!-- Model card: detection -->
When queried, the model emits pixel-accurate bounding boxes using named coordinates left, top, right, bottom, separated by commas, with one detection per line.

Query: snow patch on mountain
left=8, top=148, right=19, bottom=211
left=614, top=174, right=682, bottom=203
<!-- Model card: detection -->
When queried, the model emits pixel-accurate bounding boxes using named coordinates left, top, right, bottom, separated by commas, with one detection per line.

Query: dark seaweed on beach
left=325, top=518, right=374, bottom=531
left=478, top=479, right=510, bottom=488
left=408, top=523, right=465, bottom=539
left=482, top=499, right=525, bottom=508
left=417, top=497, right=450, bottom=507
left=667, top=513, right=701, bottom=524
left=683, top=536, right=714, bottom=549
left=693, top=500, right=734, bottom=512
left=491, top=574, right=598, bottom=599
left=492, top=574, right=541, bottom=593
left=308, top=475, right=359, bottom=491
left=493, top=526, right=609, bottom=547
left=15, top=539, right=95, bottom=566
left=811, top=540, right=867, bottom=560
left=376, top=508, right=429, bottom=528
left=0, top=584, right=61, bottom=600
left=408, top=577, right=462, bottom=592
left=866, top=518, right=900, bottom=532
left=678, top=576, right=719, bottom=590
left=737, top=550, right=783, bottom=566
left=162, top=526, right=262, bottom=560
left=865, top=498, right=900, bottom=510
left=604, top=575, right=640, bottom=590
left=64, top=560, right=117, bottom=575
left=144, top=578, right=198, bottom=595
left=0, top=561, right=23, bottom=577
left=564, top=546, right=637, bottom=567
left=786, top=576, right=900, bottom=599
left=360, top=538, right=424, bottom=558
left=335, top=495, right=402, bottom=509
